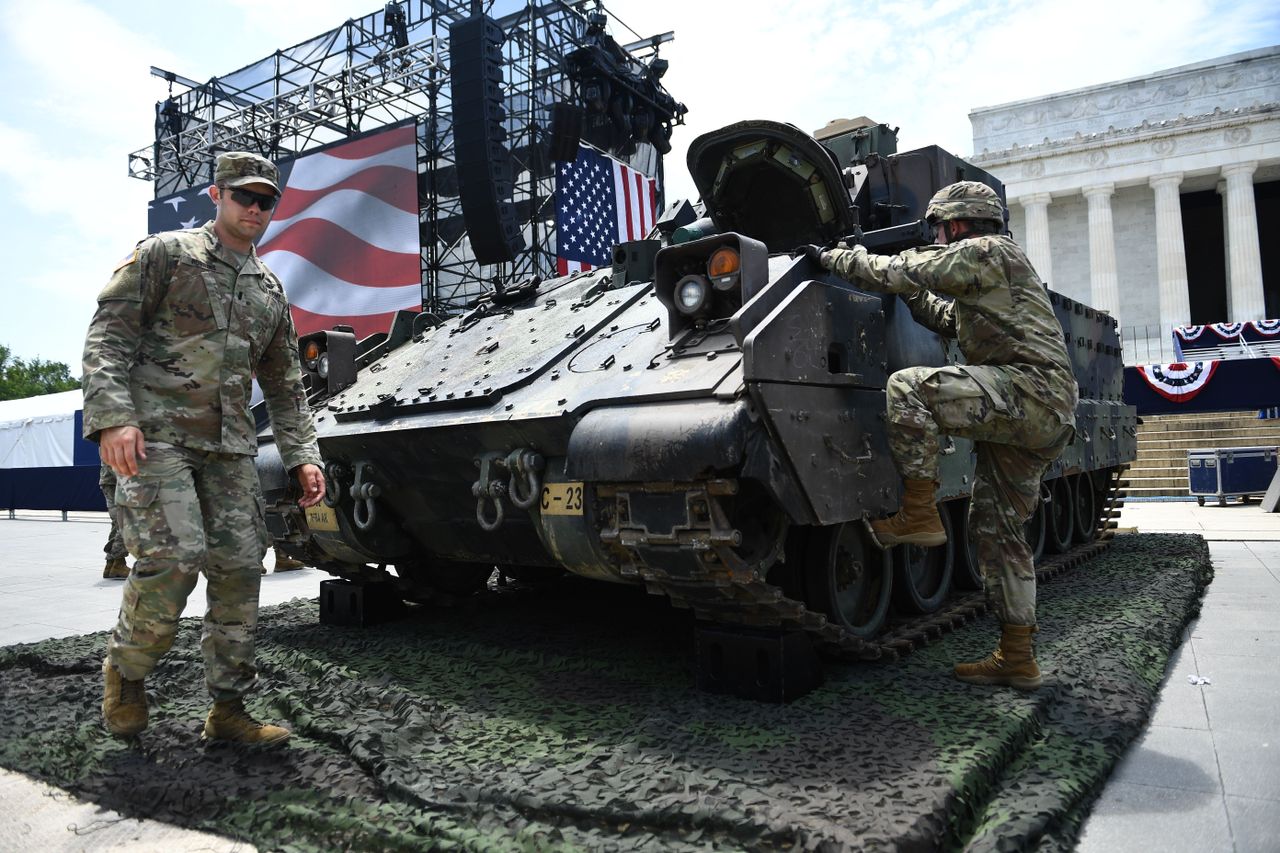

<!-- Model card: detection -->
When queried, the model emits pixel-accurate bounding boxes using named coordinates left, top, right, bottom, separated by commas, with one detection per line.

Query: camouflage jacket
left=82, top=221, right=321, bottom=470
left=827, top=236, right=1077, bottom=424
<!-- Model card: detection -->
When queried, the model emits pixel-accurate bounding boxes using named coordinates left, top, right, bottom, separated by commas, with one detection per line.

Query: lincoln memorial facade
left=968, top=47, right=1279, bottom=363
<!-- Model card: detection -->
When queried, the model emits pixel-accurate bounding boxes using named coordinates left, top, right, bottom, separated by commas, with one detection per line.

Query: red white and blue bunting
left=1134, top=361, right=1219, bottom=402
left=1174, top=320, right=1280, bottom=344
left=1126, top=357, right=1280, bottom=414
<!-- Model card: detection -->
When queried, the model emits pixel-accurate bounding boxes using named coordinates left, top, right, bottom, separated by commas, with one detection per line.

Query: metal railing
left=1121, top=324, right=1180, bottom=365
left=1122, top=321, right=1280, bottom=365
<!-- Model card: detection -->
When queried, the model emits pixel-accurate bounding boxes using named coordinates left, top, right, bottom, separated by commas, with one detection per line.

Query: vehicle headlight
left=707, top=246, right=741, bottom=291
left=675, top=274, right=710, bottom=315
left=317, top=353, right=330, bottom=379
left=302, top=339, right=322, bottom=371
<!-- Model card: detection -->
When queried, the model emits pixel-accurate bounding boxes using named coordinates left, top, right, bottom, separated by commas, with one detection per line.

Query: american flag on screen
left=554, top=144, right=658, bottom=276
left=258, top=123, right=421, bottom=339
left=146, top=123, right=421, bottom=341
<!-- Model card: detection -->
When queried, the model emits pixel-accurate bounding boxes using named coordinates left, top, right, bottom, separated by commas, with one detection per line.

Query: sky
left=1, top=0, right=1277, bottom=373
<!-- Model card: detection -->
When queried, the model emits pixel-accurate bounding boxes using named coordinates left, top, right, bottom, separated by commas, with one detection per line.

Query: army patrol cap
left=925, top=180, right=1004, bottom=225
left=214, top=152, right=281, bottom=194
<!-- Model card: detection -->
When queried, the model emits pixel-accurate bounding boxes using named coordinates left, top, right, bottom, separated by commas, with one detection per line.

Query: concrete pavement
left=1, top=502, right=1277, bottom=851
left=1076, top=500, right=1280, bottom=853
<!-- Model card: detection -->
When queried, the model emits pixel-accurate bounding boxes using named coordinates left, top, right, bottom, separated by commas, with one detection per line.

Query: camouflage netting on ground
left=0, top=533, right=1211, bottom=852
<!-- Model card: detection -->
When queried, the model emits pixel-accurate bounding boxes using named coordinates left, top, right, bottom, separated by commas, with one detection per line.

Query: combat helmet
left=924, top=181, right=1004, bottom=225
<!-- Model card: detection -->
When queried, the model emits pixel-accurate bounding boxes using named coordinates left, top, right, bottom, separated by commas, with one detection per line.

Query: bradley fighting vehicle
left=256, top=119, right=1136, bottom=665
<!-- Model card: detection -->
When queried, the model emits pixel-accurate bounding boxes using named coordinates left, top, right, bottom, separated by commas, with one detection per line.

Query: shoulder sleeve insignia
left=113, top=249, right=137, bottom=272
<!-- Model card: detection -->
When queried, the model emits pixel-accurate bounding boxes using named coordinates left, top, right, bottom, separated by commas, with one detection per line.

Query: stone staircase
left=1128, top=410, right=1280, bottom=498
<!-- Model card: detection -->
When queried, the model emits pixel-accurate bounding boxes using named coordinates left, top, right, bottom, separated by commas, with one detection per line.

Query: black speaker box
left=449, top=14, right=525, bottom=264
left=549, top=101, right=584, bottom=162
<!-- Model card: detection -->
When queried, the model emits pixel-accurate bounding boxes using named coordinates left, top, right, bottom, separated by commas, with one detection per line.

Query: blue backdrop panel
left=0, top=466, right=105, bottom=511
left=72, top=410, right=100, bottom=466
left=1124, top=358, right=1280, bottom=415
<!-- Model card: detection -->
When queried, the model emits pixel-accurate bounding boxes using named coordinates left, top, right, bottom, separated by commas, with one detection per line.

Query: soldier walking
left=804, top=181, right=1077, bottom=689
left=83, top=152, right=325, bottom=742
left=100, top=464, right=130, bottom=579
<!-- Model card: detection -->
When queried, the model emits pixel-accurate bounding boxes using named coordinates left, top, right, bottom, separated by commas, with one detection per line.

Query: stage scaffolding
left=129, top=0, right=676, bottom=316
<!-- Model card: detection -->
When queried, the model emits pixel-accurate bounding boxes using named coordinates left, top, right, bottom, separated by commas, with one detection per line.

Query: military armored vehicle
left=256, top=119, right=1136, bottom=660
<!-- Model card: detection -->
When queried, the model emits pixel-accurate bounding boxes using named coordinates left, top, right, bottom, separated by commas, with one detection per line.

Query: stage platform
left=0, top=505, right=1276, bottom=851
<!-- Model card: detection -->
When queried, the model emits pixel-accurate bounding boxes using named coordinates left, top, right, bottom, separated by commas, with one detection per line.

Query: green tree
left=0, top=344, right=81, bottom=401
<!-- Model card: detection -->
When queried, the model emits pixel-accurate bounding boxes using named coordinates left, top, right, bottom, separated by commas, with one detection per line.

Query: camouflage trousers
left=886, top=365, right=1073, bottom=626
left=99, top=465, right=128, bottom=562
left=107, top=442, right=269, bottom=700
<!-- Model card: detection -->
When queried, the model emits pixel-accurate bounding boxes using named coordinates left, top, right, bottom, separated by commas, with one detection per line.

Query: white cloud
left=0, top=0, right=176, bottom=365
left=602, top=0, right=1278, bottom=200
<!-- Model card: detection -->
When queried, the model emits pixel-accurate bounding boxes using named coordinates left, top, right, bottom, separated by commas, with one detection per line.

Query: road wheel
left=952, top=499, right=983, bottom=591
left=1072, top=471, right=1098, bottom=544
left=1045, top=476, right=1074, bottom=554
left=803, top=521, right=893, bottom=639
left=892, top=504, right=955, bottom=614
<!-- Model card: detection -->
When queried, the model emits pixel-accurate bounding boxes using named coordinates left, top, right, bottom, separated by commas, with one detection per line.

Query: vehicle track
left=643, top=467, right=1128, bottom=662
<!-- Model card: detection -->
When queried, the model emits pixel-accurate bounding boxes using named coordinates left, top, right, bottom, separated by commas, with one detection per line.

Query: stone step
left=1125, top=486, right=1192, bottom=498
left=1137, top=423, right=1280, bottom=436
left=1120, top=410, right=1275, bottom=500
left=1131, top=452, right=1206, bottom=465
left=1130, top=474, right=1193, bottom=485
left=1131, top=453, right=1276, bottom=468
left=1138, top=408, right=1274, bottom=419
left=1129, top=468, right=1191, bottom=479
left=1141, top=417, right=1269, bottom=435
left=1136, top=430, right=1280, bottom=447
left=1129, top=472, right=1191, bottom=483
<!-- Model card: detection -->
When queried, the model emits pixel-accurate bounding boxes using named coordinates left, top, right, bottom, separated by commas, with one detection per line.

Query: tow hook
left=350, top=461, right=382, bottom=531
left=472, top=448, right=545, bottom=531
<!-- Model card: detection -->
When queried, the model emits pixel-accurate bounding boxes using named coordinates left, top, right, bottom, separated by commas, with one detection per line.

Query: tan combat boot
left=102, top=558, right=130, bottom=579
left=954, top=623, right=1042, bottom=690
left=203, top=699, right=291, bottom=746
left=101, top=659, right=148, bottom=736
left=273, top=554, right=306, bottom=572
left=867, top=479, right=947, bottom=548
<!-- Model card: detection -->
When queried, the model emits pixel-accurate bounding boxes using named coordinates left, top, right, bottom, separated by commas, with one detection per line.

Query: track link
left=641, top=467, right=1128, bottom=663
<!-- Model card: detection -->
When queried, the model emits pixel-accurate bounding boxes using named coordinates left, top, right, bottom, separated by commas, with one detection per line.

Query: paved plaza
left=1, top=500, right=1277, bottom=851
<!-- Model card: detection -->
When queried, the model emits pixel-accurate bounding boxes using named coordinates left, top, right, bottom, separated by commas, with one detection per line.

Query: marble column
left=1019, top=192, right=1054, bottom=286
left=1217, top=179, right=1233, bottom=318
left=1083, top=183, right=1120, bottom=319
left=1221, top=161, right=1266, bottom=321
left=1149, top=172, right=1191, bottom=327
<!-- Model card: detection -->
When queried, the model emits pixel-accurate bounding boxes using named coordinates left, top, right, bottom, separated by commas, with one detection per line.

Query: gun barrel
left=858, top=218, right=933, bottom=254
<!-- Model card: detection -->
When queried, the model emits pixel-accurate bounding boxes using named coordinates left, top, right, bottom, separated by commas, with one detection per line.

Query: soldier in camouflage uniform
left=806, top=181, right=1076, bottom=690
left=100, top=464, right=130, bottom=579
left=83, top=152, right=326, bottom=742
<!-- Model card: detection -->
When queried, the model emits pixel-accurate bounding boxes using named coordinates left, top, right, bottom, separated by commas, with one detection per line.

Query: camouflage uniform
left=825, top=219, right=1076, bottom=627
left=83, top=157, right=320, bottom=700
left=99, top=464, right=128, bottom=563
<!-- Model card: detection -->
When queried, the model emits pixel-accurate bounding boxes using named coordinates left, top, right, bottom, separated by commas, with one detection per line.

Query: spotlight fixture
left=385, top=2, right=409, bottom=50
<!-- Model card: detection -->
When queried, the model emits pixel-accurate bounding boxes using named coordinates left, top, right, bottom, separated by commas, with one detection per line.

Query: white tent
left=0, top=389, right=84, bottom=469
left=0, top=389, right=104, bottom=512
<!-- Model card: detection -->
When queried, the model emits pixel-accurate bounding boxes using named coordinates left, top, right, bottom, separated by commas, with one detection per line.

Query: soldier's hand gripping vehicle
left=255, top=119, right=1136, bottom=661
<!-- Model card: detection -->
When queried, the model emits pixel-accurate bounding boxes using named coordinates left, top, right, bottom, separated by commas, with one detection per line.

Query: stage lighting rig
left=385, top=2, right=409, bottom=49
left=159, top=98, right=183, bottom=141
left=564, top=12, right=684, bottom=160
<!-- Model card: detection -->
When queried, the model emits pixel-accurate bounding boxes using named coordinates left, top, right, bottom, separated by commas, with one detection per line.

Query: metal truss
left=129, top=0, right=678, bottom=318
left=426, top=1, right=576, bottom=310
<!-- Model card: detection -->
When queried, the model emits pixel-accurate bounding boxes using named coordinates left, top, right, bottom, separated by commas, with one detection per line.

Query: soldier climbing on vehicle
left=800, top=181, right=1078, bottom=689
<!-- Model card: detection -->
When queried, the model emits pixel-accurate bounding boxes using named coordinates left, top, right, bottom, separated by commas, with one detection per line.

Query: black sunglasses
left=227, top=186, right=279, bottom=211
